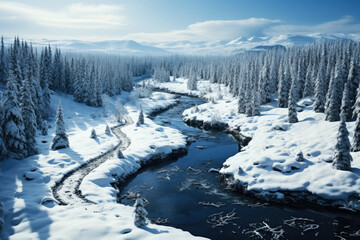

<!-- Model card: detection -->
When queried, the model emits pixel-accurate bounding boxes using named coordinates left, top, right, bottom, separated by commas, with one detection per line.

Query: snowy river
left=119, top=94, right=360, bottom=240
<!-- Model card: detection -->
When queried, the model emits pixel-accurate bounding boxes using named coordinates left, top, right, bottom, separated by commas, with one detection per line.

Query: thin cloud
left=126, top=16, right=360, bottom=43
left=266, top=16, right=360, bottom=36
left=126, top=18, right=282, bottom=42
left=0, top=2, right=126, bottom=29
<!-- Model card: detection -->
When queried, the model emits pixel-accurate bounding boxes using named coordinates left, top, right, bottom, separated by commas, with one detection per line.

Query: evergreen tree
left=136, top=106, right=145, bottom=126
left=252, top=89, right=260, bottom=116
left=325, top=60, right=345, bottom=122
left=332, top=108, right=352, bottom=171
left=52, top=48, right=64, bottom=91
left=340, top=81, right=352, bottom=122
left=303, top=63, right=314, bottom=97
left=9, top=39, right=22, bottom=96
left=288, top=80, right=298, bottom=123
left=348, top=58, right=360, bottom=118
left=0, top=92, right=7, bottom=161
left=3, top=80, right=28, bottom=159
left=237, top=94, right=246, bottom=114
left=187, top=74, right=197, bottom=90
left=90, top=128, right=97, bottom=139
left=314, top=58, right=326, bottom=113
left=21, top=78, right=38, bottom=155
left=41, top=120, right=48, bottom=136
left=122, top=69, right=133, bottom=92
left=134, top=197, right=148, bottom=228
left=105, top=125, right=111, bottom=135
left=351, top=108, right=360, bottom=152
left=278, top=63, right=291, bottom=108
left=0, top=36, right=8, bottom=85
left=87, top=65, right=97, bottom=107
left=41, top=78, right=52, bottom=119
left=259, top=60, right=271, bottom=104
left=51, top=102, right=69, bottom=150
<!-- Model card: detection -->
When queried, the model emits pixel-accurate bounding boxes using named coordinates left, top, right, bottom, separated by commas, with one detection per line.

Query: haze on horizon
left=1, top=0, right=360, bottom=43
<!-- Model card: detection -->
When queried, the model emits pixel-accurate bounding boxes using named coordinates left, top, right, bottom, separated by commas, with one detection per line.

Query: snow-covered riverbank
left=0, top=90, right=206, bottom=240
left=149, top=77, right=360, bottom=211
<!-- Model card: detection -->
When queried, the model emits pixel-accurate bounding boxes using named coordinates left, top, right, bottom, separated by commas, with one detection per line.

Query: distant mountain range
left=3, top=34, right=358, bottom=55
left=145, top=34, right=356, bottom=55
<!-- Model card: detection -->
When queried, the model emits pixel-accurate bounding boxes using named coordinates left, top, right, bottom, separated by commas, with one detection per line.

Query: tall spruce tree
left=278, top=63, right=291, bottom=108
left=288, top=79, right=298, bottom=123
left=21, top=78, right=38, bottom=155
left=0, top=36, right=8, bottom=85
left=332, top=106, right=352, bottom=170
left=51, top=102, right=69, bottom=150
left=314, top=58, right=326, bottom=113
left=325, top=61, right=343, bottom=122
left=0, top=92, right=7, bottom=161
left=3, top=80, right=28, bottom=159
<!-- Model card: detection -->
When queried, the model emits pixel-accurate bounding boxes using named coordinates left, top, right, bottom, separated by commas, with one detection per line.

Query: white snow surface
left=0, top=90, right=206, bottom=239
left=150, top=78, right=360, bottom=203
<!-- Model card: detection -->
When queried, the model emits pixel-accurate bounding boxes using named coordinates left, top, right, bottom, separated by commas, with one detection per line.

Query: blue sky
left=1, top=0, right=360, bottom=41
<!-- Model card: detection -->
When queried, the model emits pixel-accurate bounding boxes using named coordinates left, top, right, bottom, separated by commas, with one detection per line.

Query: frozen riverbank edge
left=147, top=78, right=360, bottom=213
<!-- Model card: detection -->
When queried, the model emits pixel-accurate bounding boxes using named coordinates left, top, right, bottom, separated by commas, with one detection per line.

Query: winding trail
left=53, top=115, right=133, bottom=205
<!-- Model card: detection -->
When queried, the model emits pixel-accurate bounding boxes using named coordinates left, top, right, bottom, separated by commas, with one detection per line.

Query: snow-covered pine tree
left=237, top=94, right=246, bottom=114
left=0, top=92, right=7, bottom=161
left=90, top=128, right=97, bottom=139
left=351, top=106, right=360, bottom=152
left=259, top=60, right=271, bottom=104
left=134, top=197, right=148, bottom=228
left=52, top=48, right=64, bottom=91
left=278, top=63, right=291, bottom=108
left=325, top=59, right=345, bottom=122
left=64, top=59, right=73, bottom=94
left=8, top=42, right=22, bottom=97
left=20, top=78, right=38, bottom=156
left=3, top=80, right=28, bottom=159
left=41, top=77, right=52, bottom=119
left=73, top=61, right=84, bottom=103
left=105, top=125, right=111, bottom=135
left=187, top=74, right=197, bottom=90
left=340, top=81, right=352, bottom=122
left=314, top=57, right=326, bottom=113
left=122, top=69, right=133, bottom=92
left=95, top=73, right=103, bottom=107
left=348, top=58, right=360, bottom=118
left=303, top=62, right=314, bottom=98
left=51, top=102, right=69, bottom=150
left=44, top=45, right=53, bottom=89
left=87, top=65, right=98, bottom=107
left=136, top=106, right=144, bottom=126
left=252, top=88, right=260, bottom=116
left=332, top=107, right=352, bottom=170
left=41, top=120, right=48, bottom=136
left=288, top=79, right=298, bottom=123
left=0, top=36, right=8, bottom=85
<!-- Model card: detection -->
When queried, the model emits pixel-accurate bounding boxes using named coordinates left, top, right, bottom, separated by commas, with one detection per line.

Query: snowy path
left=53, top=115, right=134, bottom=205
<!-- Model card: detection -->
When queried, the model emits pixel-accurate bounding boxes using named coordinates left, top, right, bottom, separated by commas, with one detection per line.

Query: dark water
left=119, top=95, right=360, bottom=240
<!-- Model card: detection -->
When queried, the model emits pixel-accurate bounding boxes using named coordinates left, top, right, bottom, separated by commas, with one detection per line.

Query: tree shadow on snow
left=1, top=156, right=52, bottom=240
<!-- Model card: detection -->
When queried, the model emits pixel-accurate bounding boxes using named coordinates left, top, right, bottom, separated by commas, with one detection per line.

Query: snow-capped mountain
left=3, top=38, right=169, bottom=55
left=144, top=33, right=356, bottom=55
